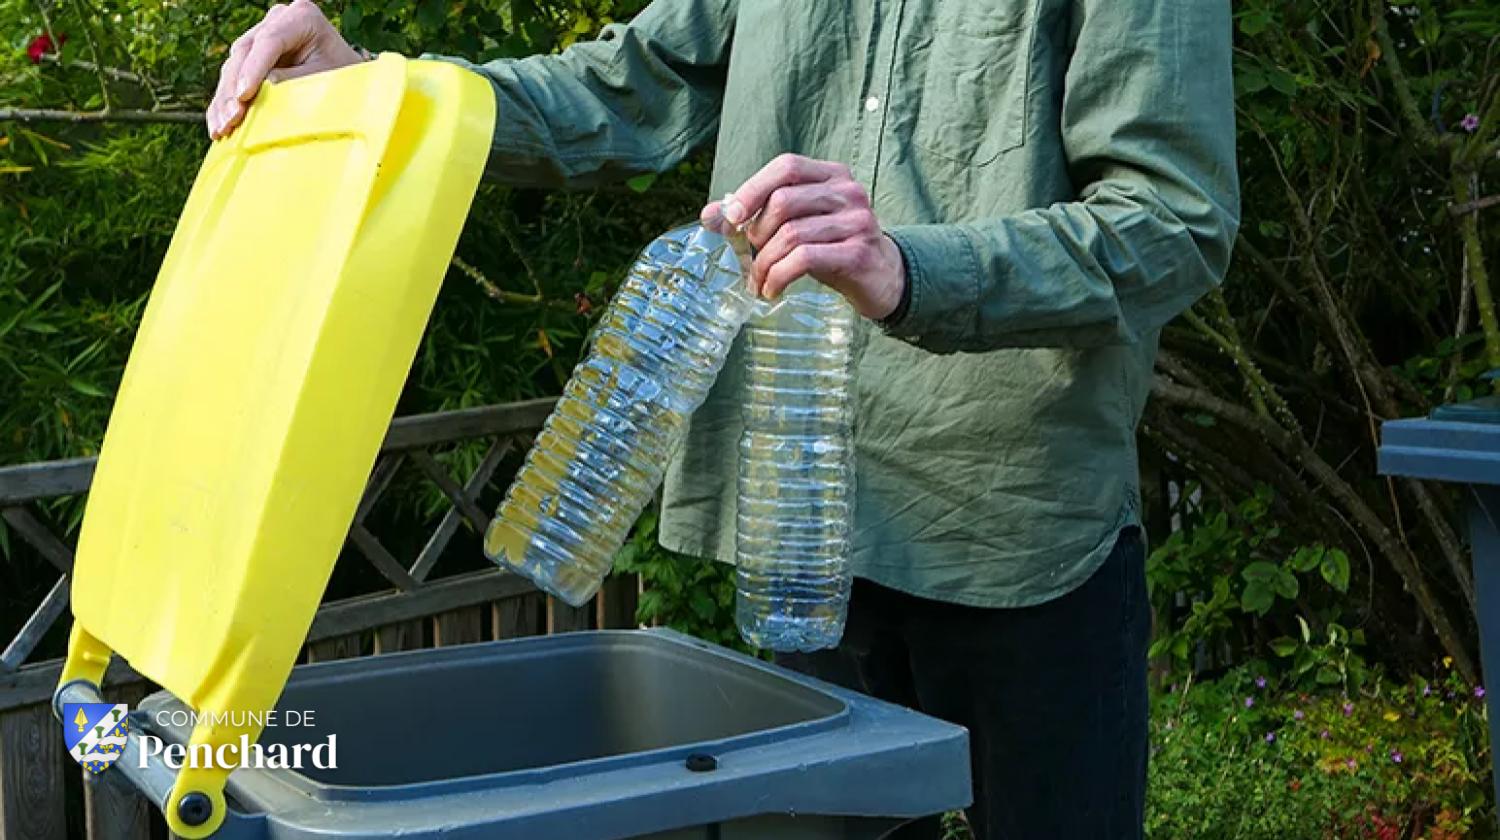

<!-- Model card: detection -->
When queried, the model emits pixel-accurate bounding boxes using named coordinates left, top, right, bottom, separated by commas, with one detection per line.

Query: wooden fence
left=0, top=398, right=639, bottom=839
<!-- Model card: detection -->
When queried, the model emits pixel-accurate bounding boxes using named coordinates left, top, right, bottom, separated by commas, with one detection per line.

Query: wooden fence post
left=0, top=703, right=66, bottom=840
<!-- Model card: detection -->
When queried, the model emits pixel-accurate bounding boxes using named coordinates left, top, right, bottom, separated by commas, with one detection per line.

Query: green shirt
left=433, top=0, right=1240, bottom=607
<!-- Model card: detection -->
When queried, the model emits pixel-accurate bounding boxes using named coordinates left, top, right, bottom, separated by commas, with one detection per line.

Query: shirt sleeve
left=881, top=0, right=1240, bottom=353
left=423, top=0, right=737, bottom=189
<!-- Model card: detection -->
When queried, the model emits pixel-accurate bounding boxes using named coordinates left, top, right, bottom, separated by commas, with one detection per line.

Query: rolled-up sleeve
left=426, top=0, right=736, bottom=189
left=883, top=0, right=1240, bottom=352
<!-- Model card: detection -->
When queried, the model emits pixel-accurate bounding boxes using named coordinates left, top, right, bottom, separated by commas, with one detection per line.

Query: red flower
left=574, top=292, right=594, bottom=316
left=26, top=32, right=65, bottom=64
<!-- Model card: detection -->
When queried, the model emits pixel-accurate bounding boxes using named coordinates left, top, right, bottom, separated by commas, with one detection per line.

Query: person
left=209, top=1, right=1238, bottom=836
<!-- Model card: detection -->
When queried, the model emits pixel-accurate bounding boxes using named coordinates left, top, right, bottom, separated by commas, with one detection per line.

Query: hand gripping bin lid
left=52, top=54, right=494, bottom=838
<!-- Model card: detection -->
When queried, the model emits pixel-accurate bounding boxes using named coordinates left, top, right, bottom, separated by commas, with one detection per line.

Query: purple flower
left=1461, top=113, right=1481, bottom=133
left=1265, top=731, right=1277, bottom=743
left=1294, top=709, right=1305, bottom=721
left=1168, top=683, right=1178, bottom=694
left=1255, top=675, right=1267, bottom=689
left=1346, top=758, right=1358, bottom=770
left=1476, top=686, right=1487, bottom=700
left=1342, top=702, right=1354, bottom=717
left=1320, top=730, right=1330, bottom=740
left=1422, top=683, right=1432, bottom=697
left=1245, top=696, right=1256, bottom=709
left=1390, top=750, right=1404, bottom=764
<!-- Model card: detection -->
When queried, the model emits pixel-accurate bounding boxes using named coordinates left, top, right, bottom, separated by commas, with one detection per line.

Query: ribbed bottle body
left=485, top=224, right=756, bottom=605
left=735, top=280, right=857, bottom=651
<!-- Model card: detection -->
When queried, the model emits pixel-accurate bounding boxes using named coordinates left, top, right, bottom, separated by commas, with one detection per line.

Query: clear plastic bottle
left=735, top=279, right=858, bottom=651
left=484, top=223, right=757, bottom=606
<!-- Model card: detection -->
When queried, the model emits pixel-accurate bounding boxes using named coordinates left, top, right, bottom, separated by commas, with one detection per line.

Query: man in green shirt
left=211, top=0, right=1238, bottom=835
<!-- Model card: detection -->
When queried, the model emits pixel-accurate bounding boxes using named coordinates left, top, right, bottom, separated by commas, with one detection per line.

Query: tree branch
left=0, top=108, right=200, bottom=124
left=1152, top=376, right=1477, bottom=682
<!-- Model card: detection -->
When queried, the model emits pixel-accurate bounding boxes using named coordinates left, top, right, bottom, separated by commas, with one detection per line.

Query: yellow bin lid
left=57, top=54, right=494, bottom=837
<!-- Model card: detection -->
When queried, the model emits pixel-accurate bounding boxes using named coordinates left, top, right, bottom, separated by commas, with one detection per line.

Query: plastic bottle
left=735, top=279, right=858, bottom=651
left=484, top=223, right=757, bottom=605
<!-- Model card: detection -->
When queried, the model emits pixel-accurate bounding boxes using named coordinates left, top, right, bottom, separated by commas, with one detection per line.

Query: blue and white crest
left=62, top=703, right=129, bottom=774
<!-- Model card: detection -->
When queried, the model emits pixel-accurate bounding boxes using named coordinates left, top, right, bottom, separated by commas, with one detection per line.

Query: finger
left=234, top=26, right=292, bottom=102
left=753, top=211, right=865, bottom=284
left=760, top=241, right=861, bottom=301
left=698, top=200, right=726, bottom=232
left=744, top=182, right=848, bottom=249
left=208, top=26, right=259, bottom=137
left=724, top=154, right=850, bottom=225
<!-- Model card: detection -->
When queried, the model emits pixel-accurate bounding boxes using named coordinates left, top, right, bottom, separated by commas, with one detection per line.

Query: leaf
left=67, top=379, right=106, bottom=398
left=1297, top=615, right=1311, bottom=644
left=1242, top=561, right=1280, bottom=582
left=1239, top=8, right=1272, bottom=35
left=1273, top=569, right=1299, bottom=599
left=1241, top=581, right=1275, bottom=615
left=1236, top=66, right=1269, bottom=95
left=625, top=172, right=657, bottom=193
left=1315, top=666, right=1342, bottom=685
left=1320, top=549, right=1350, bottom=593
left=1269, top=636, right=1298, bottom=657
left=689, top=589, right=716, bottom=621
left=1288, top=546, right=1323, bottom=573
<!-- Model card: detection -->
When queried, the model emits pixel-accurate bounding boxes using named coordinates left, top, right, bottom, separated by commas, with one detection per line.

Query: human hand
left=700, top=154, right=906, bottom=320
left=206, top=0, right=366, bottom=139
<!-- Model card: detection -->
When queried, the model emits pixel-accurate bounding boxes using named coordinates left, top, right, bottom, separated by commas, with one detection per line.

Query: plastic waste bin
left=1378, top=391, right=1500, bottom=819
left=60, top=629, right=970, bottom=839
left=52, top=51, right=970, bottom=839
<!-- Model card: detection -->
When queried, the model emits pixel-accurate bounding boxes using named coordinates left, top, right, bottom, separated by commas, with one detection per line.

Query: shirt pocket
left=910, top=0, right=1036, bottom=168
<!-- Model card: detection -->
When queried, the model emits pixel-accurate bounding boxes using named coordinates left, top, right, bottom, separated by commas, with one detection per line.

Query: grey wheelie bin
left=1378, top=391, right=1500, bottom=820
left=59, top=629, right=970, bottom=839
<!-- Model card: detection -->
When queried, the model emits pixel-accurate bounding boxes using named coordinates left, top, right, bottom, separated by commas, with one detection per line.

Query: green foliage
left=611, top=506, right=747, bottom=652
left=1148, top=485, right=1370, bottom=693
left=1149, top=666, right=1492, bottom=839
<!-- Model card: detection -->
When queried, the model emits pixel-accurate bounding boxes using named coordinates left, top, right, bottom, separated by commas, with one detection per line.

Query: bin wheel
left=177, top=792, right=213, bottom=827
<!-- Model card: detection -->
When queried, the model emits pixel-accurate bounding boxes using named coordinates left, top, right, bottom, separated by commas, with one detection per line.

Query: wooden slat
left=492, top=594, right=543, bottom=640
left=372, top=620, right=426, bottom=654
left=83, top=683, right=152, bottom=840
left=347, top=525, right=420, bottom=591
left=432, top=607, right=484, bottom=647
left=409, top=439, right=510, bottom=582
left=595, top=574, right=640, bottom=630
left=308, top=569, right=532, bottom=642
left=0, top=703, right=66, bottom=839
left=382, top=399, right=556, bottom=451
left=408, top=450, right=491, bottom=533
left=354, top=454, right=405, bottom=523
left=0, top=458, right=96, bottom=506
left=1, top=574, right=70, bottom=672
left=306, top=633, right=364, bottom=663
left=1, top=507, right=74, bottom=573
left=547, top=597, right=592, bottom=634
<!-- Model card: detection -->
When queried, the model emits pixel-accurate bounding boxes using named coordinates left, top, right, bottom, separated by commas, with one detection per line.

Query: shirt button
left=863, top=96, right=880, bottom=112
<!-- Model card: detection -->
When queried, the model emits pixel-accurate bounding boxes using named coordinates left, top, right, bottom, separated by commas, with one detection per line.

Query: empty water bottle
left=484, top=223, right=758, bottom=605
left=735, top=279, right=858, bottom=651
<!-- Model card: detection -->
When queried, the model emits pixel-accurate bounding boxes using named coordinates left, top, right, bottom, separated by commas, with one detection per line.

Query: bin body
left=134, top=629, right=971, bottom=839
left=1379, top=412, right=1500, bottom=822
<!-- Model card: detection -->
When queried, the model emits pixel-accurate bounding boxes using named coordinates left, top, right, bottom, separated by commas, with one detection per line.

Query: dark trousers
left=777, top=528, right=1149, bottom=840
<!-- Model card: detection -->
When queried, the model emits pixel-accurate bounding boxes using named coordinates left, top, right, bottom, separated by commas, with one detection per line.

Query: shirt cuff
left=880, top=224, right=980, bottom=346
